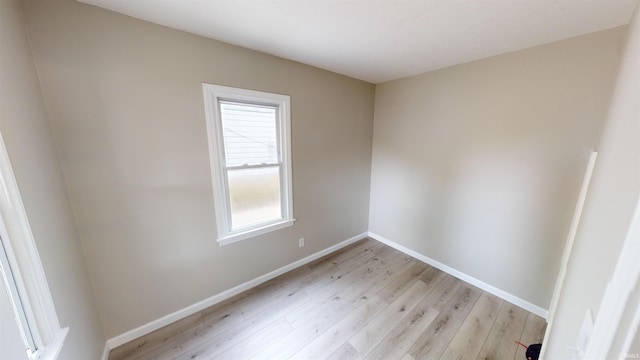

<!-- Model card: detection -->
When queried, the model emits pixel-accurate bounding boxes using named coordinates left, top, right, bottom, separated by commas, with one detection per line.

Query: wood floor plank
left=409, top=281, right=482, bottom=359
left=173, top=317, right=293, bottom=360
left=285, top=249, right=410, bottom=327
left=363, top=302, right=439, bottom=360
left=326, top=342, right=363, bottom=360
left=130, top=288, right=311, bottom=360
left=108, top=239, right=548, bottom=360
left=234, top=258, right=344, bottom=324
left=227, top=245, right=371, bottom=327
left=376, top=262, right=431, bottom=302
left=299, top=241, right=391, bottom=301
left=275, top=239, right=384, bottom=314
left=348, top=280, right=429, bottom=357
left=520, top=312, right=547, bottom=344
left=196, top=263, right=312, bottom=335
left=283, top=251, right=409, bottom=332
left=513, top=313, right=547, bottom=360
left=306, top=239, right=376, bottom=271
left=130, top=321, right=232, bottom=359
left=250, top=289, right=361, bottom=359
left=108, top=312, right=203, bottom=360
left=240, top=284, right=310, bottom=323
left=476, top=302, right=528, bottom=360
left=439, top=347, right=464, bottom=360
left=289, top=296, right=388, bottom=360
left=447, top=292, right=503, bottom=360
left=348, top=251, right=417, bottom=307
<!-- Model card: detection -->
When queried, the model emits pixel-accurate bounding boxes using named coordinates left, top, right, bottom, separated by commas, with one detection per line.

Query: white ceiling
left=80, top=0, right=638, bottom=84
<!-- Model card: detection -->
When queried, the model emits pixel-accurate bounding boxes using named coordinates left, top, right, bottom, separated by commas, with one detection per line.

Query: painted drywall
left=543, top=5, right=640, bottom=358
left=0, top=0, right=106, bottom=358
left=369, top=28, right=624, bottom=311
left=21, top=0, right=375, bottom=338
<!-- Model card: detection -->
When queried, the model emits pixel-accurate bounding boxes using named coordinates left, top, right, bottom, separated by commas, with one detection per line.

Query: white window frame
left=0, top=132, right=67, bottom=360
left=203, top=84, right=294, bottom=245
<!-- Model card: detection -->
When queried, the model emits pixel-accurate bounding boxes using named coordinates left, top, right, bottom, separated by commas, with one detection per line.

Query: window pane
left=0, top=240, right=36, bottom=355
left=0, top=279, right=31, bottom=360
left=220, top=101, right=278, bottom=167
left=227, top=166, right=281, bottom=229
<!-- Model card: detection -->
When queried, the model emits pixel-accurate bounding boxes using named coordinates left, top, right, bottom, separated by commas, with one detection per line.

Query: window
left=203, top=84, right=294, bottom=245
left=1, top=237, right=35, bottom=359
left=0, top=133, right=67, bottom=360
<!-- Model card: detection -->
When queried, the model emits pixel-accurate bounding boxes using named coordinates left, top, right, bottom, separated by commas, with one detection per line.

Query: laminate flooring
left=108, top=238, right=546, bottom=360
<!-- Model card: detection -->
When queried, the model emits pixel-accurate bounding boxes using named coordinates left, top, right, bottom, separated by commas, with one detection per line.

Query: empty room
left=1, top=0, right=639, bottom=359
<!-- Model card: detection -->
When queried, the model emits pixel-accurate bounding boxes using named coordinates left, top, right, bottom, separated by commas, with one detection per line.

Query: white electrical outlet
left=299, top=238, right=304, bottom=247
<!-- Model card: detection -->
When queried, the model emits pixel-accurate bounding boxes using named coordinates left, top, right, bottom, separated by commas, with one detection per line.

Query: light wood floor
left=108, top=238, right=546, bottom=360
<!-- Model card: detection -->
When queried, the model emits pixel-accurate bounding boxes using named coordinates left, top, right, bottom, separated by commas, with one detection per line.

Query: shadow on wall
left=441, top=142, right=558, bottom=290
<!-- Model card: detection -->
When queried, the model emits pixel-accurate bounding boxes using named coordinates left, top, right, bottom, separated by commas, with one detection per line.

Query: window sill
left=35, top=327, right=68, bottom=360
left=217, top=219, right=295, bottom=246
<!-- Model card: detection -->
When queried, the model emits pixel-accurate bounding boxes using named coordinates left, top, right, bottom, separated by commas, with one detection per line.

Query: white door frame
left=583, top=195, right=640, bottom=359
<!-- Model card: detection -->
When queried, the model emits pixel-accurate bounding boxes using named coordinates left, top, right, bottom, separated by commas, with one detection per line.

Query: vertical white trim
left=203, top=89, right=228, bottom=240
left=583, top=196, right=640, bottom=358
left=279, top=92, right=294, bottom=232
left=540, top=151, right=597, bottom=358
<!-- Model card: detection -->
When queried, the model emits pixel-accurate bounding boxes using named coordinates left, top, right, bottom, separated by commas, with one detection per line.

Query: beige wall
left=369, top=28, right=624, bottom=311
left=0, top=0, right=105, bottom=358
left=22, top=0, right=375, bottom=338
left=544, top=6, right=640, bottom=358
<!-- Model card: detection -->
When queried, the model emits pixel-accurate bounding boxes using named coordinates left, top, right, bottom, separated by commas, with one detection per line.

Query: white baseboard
left=367, top=231, right=549, bottom=319
left=105, top=232, right=368, bottom=351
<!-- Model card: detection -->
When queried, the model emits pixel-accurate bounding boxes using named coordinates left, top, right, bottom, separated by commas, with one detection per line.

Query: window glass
left=220, top=102, right=278, bottom=167
left=228, top=166, right=282, bottom=228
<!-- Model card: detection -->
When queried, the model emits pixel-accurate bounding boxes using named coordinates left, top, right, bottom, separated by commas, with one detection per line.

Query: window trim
left=202, top=84, right=294, bottom=245
left=0, top=132, right=67, bottom=360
